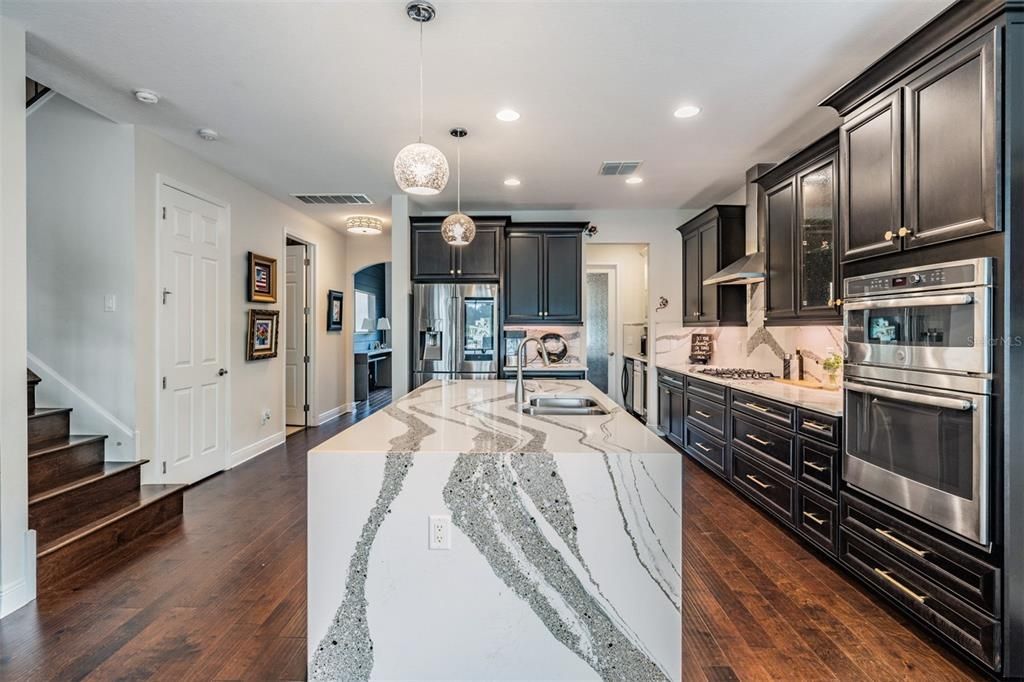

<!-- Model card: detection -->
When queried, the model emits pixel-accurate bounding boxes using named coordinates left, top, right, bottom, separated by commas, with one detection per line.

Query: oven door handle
left=844, top=381, right=974, bottom=411
left=843, top=293, right=973, bottom=311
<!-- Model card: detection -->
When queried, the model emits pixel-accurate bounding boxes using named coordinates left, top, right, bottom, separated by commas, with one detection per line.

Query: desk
left=354, top=348, right=392, bottom=401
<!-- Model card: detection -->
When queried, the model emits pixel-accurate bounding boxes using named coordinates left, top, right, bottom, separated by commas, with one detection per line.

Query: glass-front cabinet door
left=797, top=156, right=839, bottom=318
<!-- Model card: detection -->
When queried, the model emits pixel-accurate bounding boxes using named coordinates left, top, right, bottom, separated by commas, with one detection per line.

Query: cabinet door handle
left=898, top=227, right=910, bottom=238
left=873, top=568, right=927, bottom=603
left=802, top=511, right=827, bottom=526
left=743, top=402, right=771, bottom=414
left=457, top=269, right=462, bottom=274
left=695, top=410, right=711, bottom=419
left=746, top=434, right=771, bottom=447
left=745, top=474, right=772, bottom=490
left=875, top=528, right=929, bottom=557
left=695, top=442, right=712, bottom=453
left=883, top=230, right=894, bottom=242
left=805, top=461, right=828, bottom=473
left=802, top=420, right=830, bottom=432
left=450, top=269, right=455, bottom=274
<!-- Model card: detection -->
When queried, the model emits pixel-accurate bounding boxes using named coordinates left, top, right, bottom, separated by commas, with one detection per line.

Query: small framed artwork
left=246, top=309, right=280, bottom=360
left=327, top=289, right=344, bottom=331
left=248, top=252, right=277, bottom=303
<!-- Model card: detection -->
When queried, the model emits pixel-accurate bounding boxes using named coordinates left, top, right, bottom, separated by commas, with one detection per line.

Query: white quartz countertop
left=503, top=362, right=588, bottom=373
left=312, top=379, right=674, bottom=456
left=657, top=363, right=843, bottom=416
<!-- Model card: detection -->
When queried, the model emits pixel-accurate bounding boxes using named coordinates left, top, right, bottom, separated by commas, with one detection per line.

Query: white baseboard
left=229, top=430, right=285, bottom=469
left=317, top=402, right=356, bottom=425
left=0, top=530, right=36, bottom=619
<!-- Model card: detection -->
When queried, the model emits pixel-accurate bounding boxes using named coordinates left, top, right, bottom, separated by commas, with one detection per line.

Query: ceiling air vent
left=599, top=161, right=643, bottom=176
left=292, top=193, right=374, bottom=205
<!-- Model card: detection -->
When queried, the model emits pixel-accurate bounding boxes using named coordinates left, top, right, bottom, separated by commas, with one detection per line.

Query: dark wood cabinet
left=676, top=206, right=746, bottom=327
left=657, top=371, right=686, bottom=448
left=410, top=217, right=505, bottom=281
left=757, top=130, right=841, bottom=324
left=504, top=223, right=585, bottom=325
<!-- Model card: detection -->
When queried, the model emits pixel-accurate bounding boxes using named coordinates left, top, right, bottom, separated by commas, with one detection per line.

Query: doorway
left=353, top=262, right=392, bottom=411
left=157, top=180, right=230, bottom=484
left=284, top=237, right=312, bottom=430
left=586, top=266, right=617, bottom=396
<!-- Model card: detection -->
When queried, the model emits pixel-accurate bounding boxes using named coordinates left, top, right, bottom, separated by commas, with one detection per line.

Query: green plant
left=822, top=353, right=843, bottom=373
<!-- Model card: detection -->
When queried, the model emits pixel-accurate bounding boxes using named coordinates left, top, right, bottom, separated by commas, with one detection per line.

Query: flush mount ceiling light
left=197, top=128, right=219, bottom=141
left=504, top=177, right=521, bottom=187
left=346, top=216, right=384, bottom=235
left=496, top=109, right=520, bottom=122
left=393, top=1, right=449, bottom=196
left=441, top=127, right=476, bottom=246
left=673, top=104, right=702, bottom=119
left=133, top=88, right=160, bottom=104
left=625, top=176, right=644, bottom=185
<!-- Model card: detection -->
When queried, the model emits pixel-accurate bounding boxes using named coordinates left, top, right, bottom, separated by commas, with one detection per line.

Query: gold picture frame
left=246, top=309, right=280, bottom=360
left=248, top=252, right=277, bottom=303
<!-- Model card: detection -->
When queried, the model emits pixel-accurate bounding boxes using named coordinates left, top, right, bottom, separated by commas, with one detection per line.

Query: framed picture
left=327, top=289, right=344, bottom=331
left=246, top=309, right=280, bottom=360
left=248, top=252, right=277, bottom=303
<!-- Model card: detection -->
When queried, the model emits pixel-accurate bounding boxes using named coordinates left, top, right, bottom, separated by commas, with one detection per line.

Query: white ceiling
left=5, top=0, right=948, bottom=232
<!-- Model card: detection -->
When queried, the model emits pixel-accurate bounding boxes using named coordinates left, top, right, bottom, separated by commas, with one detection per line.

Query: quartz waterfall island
left=307, top=379, right=682, bottom=681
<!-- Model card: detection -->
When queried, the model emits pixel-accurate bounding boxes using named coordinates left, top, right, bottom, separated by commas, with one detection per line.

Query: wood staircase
left=26, top=370, right=185, bottom=589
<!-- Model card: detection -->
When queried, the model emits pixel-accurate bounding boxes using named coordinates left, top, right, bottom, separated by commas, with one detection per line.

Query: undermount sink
left=519, top=395, right=609, bottom=416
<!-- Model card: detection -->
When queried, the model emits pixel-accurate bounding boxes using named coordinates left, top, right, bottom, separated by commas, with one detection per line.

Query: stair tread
left=28, top=434, right=107, bottom=459
left=37, top=484, right=186, bottom=557
left=28, top=407, right=71, bottom=419
left=29, top=460, right=148, bottom=505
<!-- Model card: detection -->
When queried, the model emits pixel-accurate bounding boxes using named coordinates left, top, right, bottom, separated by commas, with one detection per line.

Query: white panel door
left=285, top=244, right=308, bottom=425
left=158, top=184, right=229, bottom=484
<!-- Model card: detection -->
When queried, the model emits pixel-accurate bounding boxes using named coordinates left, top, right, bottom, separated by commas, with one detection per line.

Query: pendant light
left=393, top=1, right=449, bottom=196
left=441, top=127, right=476, bottom=246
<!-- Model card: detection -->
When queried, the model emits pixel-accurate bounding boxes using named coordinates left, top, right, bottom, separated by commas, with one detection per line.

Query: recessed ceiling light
left=197, top=128, right=219, bottom=141
left=504, top=177, right=521, bottom=186
left=133, top=88, right=160, bottom=104
left=626, top=177, right=644, bottom=185
left=673, top=105, right=701, bottom=119
left=346, top=216, right=383, bottom=235
left=496, top=109, right=520, bottom=122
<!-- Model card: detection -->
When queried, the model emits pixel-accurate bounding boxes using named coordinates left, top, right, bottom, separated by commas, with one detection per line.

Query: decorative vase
left=825, top=370, right=840, bottom=390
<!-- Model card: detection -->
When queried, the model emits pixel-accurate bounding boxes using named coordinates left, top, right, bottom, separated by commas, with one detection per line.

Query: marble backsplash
left=655, top=282, right=843, bottom=383
left=503, top=326, right=584, bottom=367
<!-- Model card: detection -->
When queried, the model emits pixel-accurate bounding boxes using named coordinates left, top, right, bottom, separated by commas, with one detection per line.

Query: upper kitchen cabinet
left=504, top=223, right=586, bottom=325
left=676, top=206, right=746, bottom=327
left=823, top=24, right=1000, bottom=263
left=410, top=216, right=507, bottom=281
left=756, top=129, right=841, bottom=324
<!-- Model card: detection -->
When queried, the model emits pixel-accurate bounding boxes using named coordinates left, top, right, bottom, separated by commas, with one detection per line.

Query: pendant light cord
left=418, top=21, right=424, bottom=142
left=457, top=143, right=462, bottom=211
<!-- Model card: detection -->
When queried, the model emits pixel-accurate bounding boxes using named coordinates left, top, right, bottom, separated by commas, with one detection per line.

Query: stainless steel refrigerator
left=412, top=283, right=499, bottom=389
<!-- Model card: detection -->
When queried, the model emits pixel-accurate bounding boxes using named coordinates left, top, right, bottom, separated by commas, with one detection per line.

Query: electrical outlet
left=260, top=409, right=271, bottom=425
left=428, top=515, right=451, bottom=550
left=104, top=294, right=117, bottom=312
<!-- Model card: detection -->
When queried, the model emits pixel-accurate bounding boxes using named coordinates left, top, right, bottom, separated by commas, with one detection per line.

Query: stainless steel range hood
left=702, top=163, right=772, bottom=286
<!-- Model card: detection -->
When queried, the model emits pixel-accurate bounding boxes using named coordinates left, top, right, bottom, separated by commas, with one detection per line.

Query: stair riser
left=31, top=466, right=142, bottom=547
left=36, top=491, right=183, bottom=590
left=27, top=384, right=35, bottom=413
left=29, top=440, right=106, bottom=497
left=28, top=411, right=70, bottom=447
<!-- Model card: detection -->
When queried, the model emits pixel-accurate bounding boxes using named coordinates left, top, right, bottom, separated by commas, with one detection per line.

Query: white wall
left=134, top=128, right=350, bottom=475
left=585, top=243, right=648, bottom=326
left=26, top=94, right=137, bottom=459
left=0, top=16, right=34, bottom=618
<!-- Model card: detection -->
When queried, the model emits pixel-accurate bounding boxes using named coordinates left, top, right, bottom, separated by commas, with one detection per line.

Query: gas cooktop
left=695, top=367, right=777, bottom=381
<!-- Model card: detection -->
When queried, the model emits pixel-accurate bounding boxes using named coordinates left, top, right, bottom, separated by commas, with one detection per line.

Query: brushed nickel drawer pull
left=873, top=568, right=927, bottom=603
left=695, top=410, right=711, bottom=418
left=695, top=442, right=712, bottom=453
left=743, top=402, right=771, bottom=413
left=746, top=434, right=771, bottom=446
left=745, top=474, right=771, bottom=490
left=803, top=511, right=827, bottom=526
left=805, top=461, right=828, bottom=473
left=803, top=420, right=830, bottom=431
left=875, top=528, right=929, bottom=557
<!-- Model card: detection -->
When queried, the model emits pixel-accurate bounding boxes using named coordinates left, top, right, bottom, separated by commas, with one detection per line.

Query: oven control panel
left=845, top=259, right=990, bottom=298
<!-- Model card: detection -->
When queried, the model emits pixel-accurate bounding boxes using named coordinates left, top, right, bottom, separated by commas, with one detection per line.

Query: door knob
left=608, top=351, right=615, bottom=357
left=218, top=368, right=229, bottom=376
left=898, top=227, right=910, bottom=237
left=883, top=230, right=894, bottom=241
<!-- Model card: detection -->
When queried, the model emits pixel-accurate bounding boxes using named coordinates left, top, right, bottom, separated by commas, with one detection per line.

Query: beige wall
left=344, top=231, right=391, bottom=405
left=134, top=128, right=350, bottom=475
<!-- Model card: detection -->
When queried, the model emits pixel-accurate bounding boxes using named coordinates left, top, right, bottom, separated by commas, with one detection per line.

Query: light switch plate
left=104, top=294, right=117, bottom=312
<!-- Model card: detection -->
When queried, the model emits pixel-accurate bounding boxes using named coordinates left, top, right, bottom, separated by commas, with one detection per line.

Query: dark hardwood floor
left=0, top=388, right=982, bottom=681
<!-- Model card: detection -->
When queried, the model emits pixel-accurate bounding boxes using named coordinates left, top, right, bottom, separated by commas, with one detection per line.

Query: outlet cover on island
left=428, top=515, right=451, bottom=550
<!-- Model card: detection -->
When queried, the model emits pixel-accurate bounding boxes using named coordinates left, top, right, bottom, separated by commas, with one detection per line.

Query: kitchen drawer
left=797, top=409, right=840, bottom=446
left=685, top=424, right=727, bottom=479
left=798, top=438, right=838, bottom=498
left=732, top=414, right=795, bottom=475
left=839, top=529, right=1001, bottom=671
left=797, top=487, right=838, bottom=556
left=657, top=371, right=686, bottom=392
left=685, top=376, right=726, bottom=403
left=731, top=452, right=796, bottom=526
left=841, top=492, right=1000, bottom=616
left=732, top=390, right=796, bottom=429
left=686, top=395, right=726, bottom=439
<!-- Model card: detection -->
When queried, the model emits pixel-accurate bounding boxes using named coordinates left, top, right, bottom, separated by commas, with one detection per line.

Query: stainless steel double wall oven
left=842, top=258, right=994, bottom=546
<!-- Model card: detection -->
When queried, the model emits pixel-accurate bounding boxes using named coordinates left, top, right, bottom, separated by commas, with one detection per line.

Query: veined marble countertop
left=502, top=361, right=589, bottom=373
left=308, top=379, right=681, bottom=680
left=657, top=363, right=844, bottom=416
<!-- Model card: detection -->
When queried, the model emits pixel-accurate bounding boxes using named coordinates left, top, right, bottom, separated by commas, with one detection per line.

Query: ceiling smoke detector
left=197, top=128, right=219, bottom=141
left=133, top=89, right=160, bottom=104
